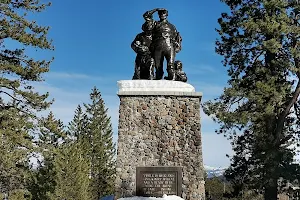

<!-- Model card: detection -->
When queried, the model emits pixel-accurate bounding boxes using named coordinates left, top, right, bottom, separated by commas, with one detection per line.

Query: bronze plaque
left=136, top=167, right=182, bottom=197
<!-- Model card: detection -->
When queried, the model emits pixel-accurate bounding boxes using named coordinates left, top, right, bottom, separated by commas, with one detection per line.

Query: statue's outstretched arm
left=143, top=8, right=159, bottom=21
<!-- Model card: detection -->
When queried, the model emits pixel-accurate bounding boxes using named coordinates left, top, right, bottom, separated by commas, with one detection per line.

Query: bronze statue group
left=131, top=8, right=187, bottom=82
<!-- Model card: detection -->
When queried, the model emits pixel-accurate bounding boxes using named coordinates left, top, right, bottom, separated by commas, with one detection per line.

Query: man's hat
left=158, top=9, right=168, bottom=16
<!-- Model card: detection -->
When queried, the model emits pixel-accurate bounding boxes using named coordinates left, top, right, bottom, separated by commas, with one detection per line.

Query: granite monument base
left=115, top=80, right=205, bottom=200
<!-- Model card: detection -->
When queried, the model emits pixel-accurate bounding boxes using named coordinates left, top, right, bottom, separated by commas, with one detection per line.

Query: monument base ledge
left=117, top=80, right=202, bottom=96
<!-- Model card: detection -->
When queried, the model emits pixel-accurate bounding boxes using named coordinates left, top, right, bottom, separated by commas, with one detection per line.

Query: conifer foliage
left=203, top=0, right=300, bottom=199
left=68, top=104, right=89, bottom=141
left=51, top=87, right=116, bottom=200
left=0, top=0, right=53, bottom=198
left=50, top=142, right=91, bottom=200
left=84, top=87, right=116, bottom=200
left=28, top=112, right=65, bottom=200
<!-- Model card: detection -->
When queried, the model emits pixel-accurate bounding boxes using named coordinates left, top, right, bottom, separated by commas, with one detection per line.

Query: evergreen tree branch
left=275, top=78, right=300, bottom=144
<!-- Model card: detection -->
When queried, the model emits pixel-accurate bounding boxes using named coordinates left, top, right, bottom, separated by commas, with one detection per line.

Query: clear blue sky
left=27, top=0, right=233, bottom=167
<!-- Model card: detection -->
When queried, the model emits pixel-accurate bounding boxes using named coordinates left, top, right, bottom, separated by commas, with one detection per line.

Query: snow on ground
left=118, top=194, right=184, bottom=200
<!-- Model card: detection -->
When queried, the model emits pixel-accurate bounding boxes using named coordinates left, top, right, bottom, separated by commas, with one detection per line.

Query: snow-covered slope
left=204, top=165, right=226, bottom=178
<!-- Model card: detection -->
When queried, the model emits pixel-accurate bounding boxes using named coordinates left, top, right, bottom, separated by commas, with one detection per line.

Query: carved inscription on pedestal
left=136, top=167, right=182, bottom=197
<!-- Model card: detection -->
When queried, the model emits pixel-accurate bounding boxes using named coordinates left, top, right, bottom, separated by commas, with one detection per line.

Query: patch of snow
left=204, top=165, right=226, bottom=178
left=204, top=165, right=218, bottom=171
left=117, top=80, right=195, bottom=92
left=204, top=165, right=226, bottom=171
left=118, top=194, right=184, bottom=200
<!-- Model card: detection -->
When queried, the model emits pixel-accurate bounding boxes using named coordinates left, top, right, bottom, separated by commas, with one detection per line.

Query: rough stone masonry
left=115, top=87, right=205, bottom=200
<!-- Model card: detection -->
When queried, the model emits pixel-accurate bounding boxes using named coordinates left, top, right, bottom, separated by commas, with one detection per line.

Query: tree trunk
left=264, top=181, right=278, bottom=200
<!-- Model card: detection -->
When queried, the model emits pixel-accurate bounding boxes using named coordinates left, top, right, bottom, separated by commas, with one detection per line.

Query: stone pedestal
left=115, top=80, right=205, bottom=200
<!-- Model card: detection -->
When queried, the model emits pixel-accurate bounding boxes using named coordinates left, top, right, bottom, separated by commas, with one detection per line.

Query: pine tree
left=28, top=158, right=56, bottom=200
left=51, top=88, right=116, bottom=200
left=50, top=142, right=91, bottom=200
left=84, top=87, right=116, bottom=200
left=28, top=112, right=65, bottom=200
left=0, top=103, right=33, bottom=196
left=0, top=0, right=53, bottom=197
left=203, top=0, right=300, bottom=199
left=205, top=176, right=226, bottom=200
left=7, top=189, right=32, bottom=200
left=68, top=104, right=89, bottom=142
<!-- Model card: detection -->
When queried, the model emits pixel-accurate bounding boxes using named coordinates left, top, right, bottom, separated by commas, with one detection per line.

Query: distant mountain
left=204, top=165, right=227, bottom=178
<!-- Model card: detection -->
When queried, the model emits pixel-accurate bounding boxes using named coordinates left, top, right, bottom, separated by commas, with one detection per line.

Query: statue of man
left=143, top=8, right=182, bottom=80
left=131, top=22, right=155, bottom=80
